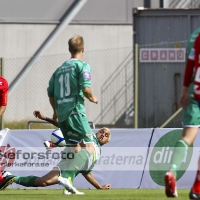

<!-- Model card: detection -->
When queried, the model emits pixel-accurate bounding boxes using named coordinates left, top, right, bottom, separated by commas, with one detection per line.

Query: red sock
left=0, top=168, right=3, bottom=181
left=192, top=157, right=200, bottom=193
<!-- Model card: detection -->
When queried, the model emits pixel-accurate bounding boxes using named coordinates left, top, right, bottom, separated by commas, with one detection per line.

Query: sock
left=61, top=149, right=90, bottom=180
left=67, top=177, right=73, bottom=185
left=170, top=140, right=188, bottom=178
left=0, top=169, right=3, bottom=181
left=192, top=156, right=200, bottom=193
left=13, top=176, right=39, bottom=187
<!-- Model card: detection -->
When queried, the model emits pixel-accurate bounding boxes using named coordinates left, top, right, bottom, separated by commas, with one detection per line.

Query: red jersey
left=0, top=77, right=8, bottom=106
left=193, top=34, right=200, bottom=100
left=183, top=33, right=200, bottom=100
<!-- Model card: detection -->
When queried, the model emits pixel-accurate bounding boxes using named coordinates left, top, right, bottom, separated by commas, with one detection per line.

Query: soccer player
left=0, top=110, right=111, bottom=194
left=0, top=76, right=8, bottom=181
left=0, top=76, right=8, bottom=117
left=164, top=28, right=200, bottom=199
left=47, top=35, right=99, bottom=192
left=0, top=76, right=8, bottom=174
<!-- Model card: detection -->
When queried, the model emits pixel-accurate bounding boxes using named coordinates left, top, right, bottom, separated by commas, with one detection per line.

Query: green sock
left=61, top=149, right=90, bottom=180
left=170, top=140, right=188, bottom=178
left=14, top=176, right=39, bottom=187
left=7, top=175, right=15, bottom=179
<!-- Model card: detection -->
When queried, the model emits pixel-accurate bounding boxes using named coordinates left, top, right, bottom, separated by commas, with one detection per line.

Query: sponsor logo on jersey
left=0, top=82, right=3, bottom=86
left=83, top=70, right=91, bottom=80
left=57, top=98, right=74, bottom=104
left=67, top=131, right=79, bottom=137
left=67, top=131, right=72, bottom=136
left=189, top=48, right=195, bottom=60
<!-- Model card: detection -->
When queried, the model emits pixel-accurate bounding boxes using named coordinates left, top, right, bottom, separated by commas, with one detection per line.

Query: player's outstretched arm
left=82, top=172, right=111, bottom=189
left=33, top=110, right=59, bottom=128
left=82, top=87, right=98, bottom=104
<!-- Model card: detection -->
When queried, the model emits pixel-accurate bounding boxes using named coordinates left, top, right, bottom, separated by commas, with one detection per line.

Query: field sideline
left=0, top=188, right=191, bottom=200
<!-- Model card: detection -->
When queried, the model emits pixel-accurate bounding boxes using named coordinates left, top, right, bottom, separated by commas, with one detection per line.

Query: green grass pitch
left=0, top=188, right=191, bottom=200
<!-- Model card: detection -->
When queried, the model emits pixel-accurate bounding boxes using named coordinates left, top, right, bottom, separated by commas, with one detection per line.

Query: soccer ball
left=51, top=128, right=66, bottom=147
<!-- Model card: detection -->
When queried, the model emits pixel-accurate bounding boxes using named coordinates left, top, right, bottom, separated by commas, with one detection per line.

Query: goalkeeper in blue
left=0, top=110, right=111, bottom=195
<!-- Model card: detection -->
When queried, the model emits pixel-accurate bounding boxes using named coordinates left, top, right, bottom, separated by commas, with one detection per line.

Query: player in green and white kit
left=165, top=28, right=200, bottom=199
left=47, top=35, right=98, bottom=193
left=0, top=110, right=111, bottom=194
left=47, top=36, right=98, bottom=145
left=47, top=59, right=95, bottom=144
left=0, top=128, right=111, bottom=193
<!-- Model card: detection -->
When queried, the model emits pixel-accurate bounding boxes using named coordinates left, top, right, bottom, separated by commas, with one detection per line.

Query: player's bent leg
left=35, top=168, right=60, bottom=187
left=164, top=170, right=178, bottom=198
left=1, top=171, right=39, bottom=188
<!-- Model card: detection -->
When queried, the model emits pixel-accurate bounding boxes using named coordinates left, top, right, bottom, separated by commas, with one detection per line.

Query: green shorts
left=56, top=147, right=94, bottom=182
left=55, top=147, right=77, bottom=183
left=183, top=94, right=200, bottom=127
left=56, top=147, right=77, bottom=173
left=59, top=112, right=94, bottom=145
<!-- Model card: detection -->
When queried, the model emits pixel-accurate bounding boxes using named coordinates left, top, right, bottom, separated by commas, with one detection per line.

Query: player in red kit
left=0, top=76, right=8, bottom=117
left=0, top=76, right=8, bottom=181
left=193, top=34, right=200, bottom=103
left=164, top=29, right=200, bottom=199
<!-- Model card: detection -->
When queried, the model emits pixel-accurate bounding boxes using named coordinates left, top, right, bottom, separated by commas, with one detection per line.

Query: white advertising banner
left=0, top=128, right=153, bottom=189
left=74, top=129, right=153, bottom=188
left=140, top=128, right=200, bottom=189
left=140, top=48, right=186, bottom=63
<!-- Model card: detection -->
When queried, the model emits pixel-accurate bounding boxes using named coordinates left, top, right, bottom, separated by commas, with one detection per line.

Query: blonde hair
left=68, top=35, right=84, bottom=54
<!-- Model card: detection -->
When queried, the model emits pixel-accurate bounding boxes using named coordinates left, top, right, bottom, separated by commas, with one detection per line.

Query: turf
left=0, top=188, right=191, bottom=200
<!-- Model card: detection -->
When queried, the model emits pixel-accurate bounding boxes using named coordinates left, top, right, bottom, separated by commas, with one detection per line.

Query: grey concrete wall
left=133, top=8, right=200, bottom=128
left=0, top=24, right=132, bottom=58
left=0, top=0, right=161, bottom=24
left=1, top=24, right=133, bottom=122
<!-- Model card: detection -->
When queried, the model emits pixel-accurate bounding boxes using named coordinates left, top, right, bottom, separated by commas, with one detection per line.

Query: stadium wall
left=0, top=24, right=132, bottom=125
left=133, top=8, right=200, bottom=128
left=0, top=24, right=132, bottom=58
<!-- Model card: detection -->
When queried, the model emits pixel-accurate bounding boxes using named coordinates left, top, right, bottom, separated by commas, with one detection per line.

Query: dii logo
left=149, top=130, right=193, bottom=186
